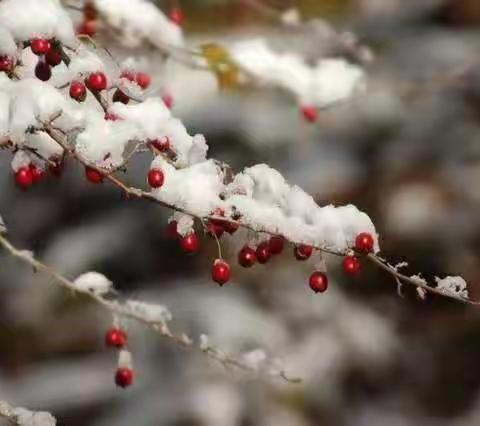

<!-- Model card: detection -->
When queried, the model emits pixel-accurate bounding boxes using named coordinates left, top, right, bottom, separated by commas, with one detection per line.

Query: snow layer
left=231, top=39, right=365, bottom=107
left=0, top=0, right=77, bottom=48
left=94, top=0, right=183, bottom=48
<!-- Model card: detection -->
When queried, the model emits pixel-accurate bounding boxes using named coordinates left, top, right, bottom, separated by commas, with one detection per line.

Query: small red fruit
left=167, top=220, right=178, bottom=239
left=294, top=244, right=313, bottom=261
left=77, top=19, right=97, bottom=37
left=112, top=89, right=130, bottom=104
left=45, top=47, right=62, bottom=66
left=14, top=167, right=33, bottom=189
left=151, top=136, right=170, bottom=152
left=84, top=2, right=97, bottom=20
left=169, top=7, right=184, bottom=26
left=223, top=220, right=239, bottom=235
left=342, top=255, right=361, bottom=276
left=256, top=242, right=271, bottom=264
left=34, top=60, right=51, bottom=81
left=86, top=71, right=107, bottom=91
left=85, top=166, right=103, bottom=184
left=69, top=81, right=87, bottom=102
left=301, top=105, right=317, bottom=123
left=115, top=367, right=133, bottom=388
left=238, top=246, right=256, bottom=268
left=147, top=168, right=165, bottom=188
left=105, top=328, right=127, bottom=348
left=0, top=56, right=14, bottom=73
left=309, top=271, right=329, bottom=293
left=30, top=38, right=51, bottom=55
left=207, top=220, right=224, bottom=239
left=269, top=236, right=284, bottom=255
left=211, top=259, right=231, bottom=286
left=180, top=232, right=199, bottom=253
left=355, top=232, right=374, bottom=253
left=29, top=165, right=45, bottom=183
left=135, top=72, right=151, bottom=89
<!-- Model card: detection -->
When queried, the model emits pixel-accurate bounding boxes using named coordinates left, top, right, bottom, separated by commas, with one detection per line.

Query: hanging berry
left=30, top=38, right=51, bottom=56
left=105, top=328, right=127, bottom=349
left=86, top=72, right=107, bottom=91
left=294, top=244, right=313, bottom=261
left=269, top=236, right=284, bottom=255
left=14, top=167, right=33, bottom=189
left=147, top=168, right=165, bottom=188
left=355, top=232, right=374, bottom=253
left=69, top=81, right=87, bottom=102
left=115, top=367, right=133, bottom=388
left=256, top=242, right=271, bottom=264
left=180, top=232, right=199, bottom=253
left=309, top=271, right=329, bottom=293
left=85, top=166, right=104, bottom=184
left=342, top=255, right=361, bottom=276
left=238, top=246, right=256, bottom=268
left=211, top=259, right=231, bottom=286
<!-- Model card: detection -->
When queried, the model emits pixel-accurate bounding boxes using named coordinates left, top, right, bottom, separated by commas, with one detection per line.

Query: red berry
left=166, top=220, right=178, bottom=239
left=112, top=89, right=130, bottom=104
left=86, top=72, right=107, bottom=91
left=169, top=7, right=184, bottom=26
left=355, top=232, right=374, bottom=253
left=162, top=94, right=174, bottom=109
left=238, top=246, right=256, bottom=268
left=45, top=47, right=62, bottom=66
left=121, top=70, right=135, bottom=82
left=256, top=242, right=271, bottom=264
left=105, top=328, right=127, bottom=348
left=115, top=367, right=133, bottom=388
left=180, top=232, right=199, bottom=253
left=34, top=60, right=51, bottom=81
left=294, top=244, right=313, bottom=261
left=207, top=220, right=224, bottom=239
left=69, top=81, right=87, bottom=102
left=29, top=165, right=45, bottom=183
left=0, top=55, right=14, bottom=73
left=309, top=271, right=328, bottom=293
left=223, top=220, right=239, bottom=235
left=77, top=19, right=97, bottom=37
left=301, top=105, right=317, bottom=123
left=211, top=259, right=231, bottom=286
left=85, top=166, right=103, bottom=184
left=135, top=72, right=151, bottom=89
left=14, top=167, right=33, bottom=189
left=30, top=38, right=51, bottom=55
left=147, top=168, right=165, bottom=188
left=342, top=255, right=361, bottom=276
left=151, top=136, right=170, bottom=152
left=269, top=236, right=284, bottom=255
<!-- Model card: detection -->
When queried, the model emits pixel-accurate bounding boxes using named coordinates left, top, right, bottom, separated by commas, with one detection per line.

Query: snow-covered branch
left=0, top=401, right=56, bottom=426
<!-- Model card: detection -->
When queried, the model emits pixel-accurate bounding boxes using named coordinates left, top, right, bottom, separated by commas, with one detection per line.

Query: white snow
left=231, top=39, right=365, bottom=107
left=73, top=272, right=113, bottom=295
left=94, top=0, right=184, bottom=49
left=125, top=300, right=172, bottom=323
left=435, top=276, right=468, bottom=299
left=0, top=0, right=77, bottom=49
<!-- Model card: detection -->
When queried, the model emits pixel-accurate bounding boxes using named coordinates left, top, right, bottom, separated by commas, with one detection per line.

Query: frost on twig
left=0, top=234, right=298, bottom=383
left=435, top=276, right=469, bottom=299
left=0, top=400, right=56, bottom=426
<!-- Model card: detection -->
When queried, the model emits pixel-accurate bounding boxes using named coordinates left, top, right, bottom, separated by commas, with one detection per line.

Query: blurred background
left=2, top=0, right=480, bottom=424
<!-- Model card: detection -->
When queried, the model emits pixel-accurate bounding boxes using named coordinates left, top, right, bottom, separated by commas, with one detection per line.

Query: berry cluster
left=105, top=327, right=134, bottom=388
left=77, top=1, right=97, bottom=37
